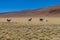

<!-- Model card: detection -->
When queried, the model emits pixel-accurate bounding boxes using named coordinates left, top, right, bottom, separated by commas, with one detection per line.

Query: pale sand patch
left=0, top=17, right=60, bottom=25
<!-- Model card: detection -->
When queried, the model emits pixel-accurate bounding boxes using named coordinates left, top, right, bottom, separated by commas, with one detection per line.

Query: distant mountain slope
left=0, top=5, right=60, bottom=17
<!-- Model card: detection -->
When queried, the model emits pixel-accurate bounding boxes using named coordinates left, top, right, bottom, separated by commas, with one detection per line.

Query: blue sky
left=0, top=0, right=60, bottom=13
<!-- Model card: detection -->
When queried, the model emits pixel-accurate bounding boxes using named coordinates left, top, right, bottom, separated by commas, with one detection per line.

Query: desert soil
left=0, top=17, right=60, bottom=40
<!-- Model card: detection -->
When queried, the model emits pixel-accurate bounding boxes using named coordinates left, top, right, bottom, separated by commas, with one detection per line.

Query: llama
left=40, top=18, right=48, bottom=22
left=40, top=18, right=44, bottom=21
left=7, top=19, right=11, bottom=22
left=28, top=18, right=32, bottom=21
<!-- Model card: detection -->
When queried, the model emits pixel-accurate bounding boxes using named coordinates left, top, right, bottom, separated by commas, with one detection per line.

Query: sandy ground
left=0, top=17, right=60, bottom=24
left=0, top=17, right=60, bottom=40
left=0, top=23, right=60, bottom=40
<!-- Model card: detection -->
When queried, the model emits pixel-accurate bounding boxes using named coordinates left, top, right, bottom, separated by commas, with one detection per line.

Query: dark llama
left=40, top=18, right=44, bottom=21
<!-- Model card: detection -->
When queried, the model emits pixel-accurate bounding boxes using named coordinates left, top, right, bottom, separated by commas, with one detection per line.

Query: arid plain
left=0, top=5, right=60, bottom=40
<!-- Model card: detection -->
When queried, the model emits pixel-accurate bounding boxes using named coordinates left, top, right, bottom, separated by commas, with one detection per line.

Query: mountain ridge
left=0, top=5, right=60, bottom=17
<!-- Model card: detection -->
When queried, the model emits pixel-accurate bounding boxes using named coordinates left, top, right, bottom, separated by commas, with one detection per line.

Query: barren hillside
left=0, top=5, right=60, bottom=17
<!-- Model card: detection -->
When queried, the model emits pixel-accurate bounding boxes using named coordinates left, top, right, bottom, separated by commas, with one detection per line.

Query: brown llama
left=7, top=19, right=11, bottom=22
left=40, top=18, right=44, bottom=21
left=28, top=18, right=32, bottom=21
left=40, top=18, right=48, bottom=22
